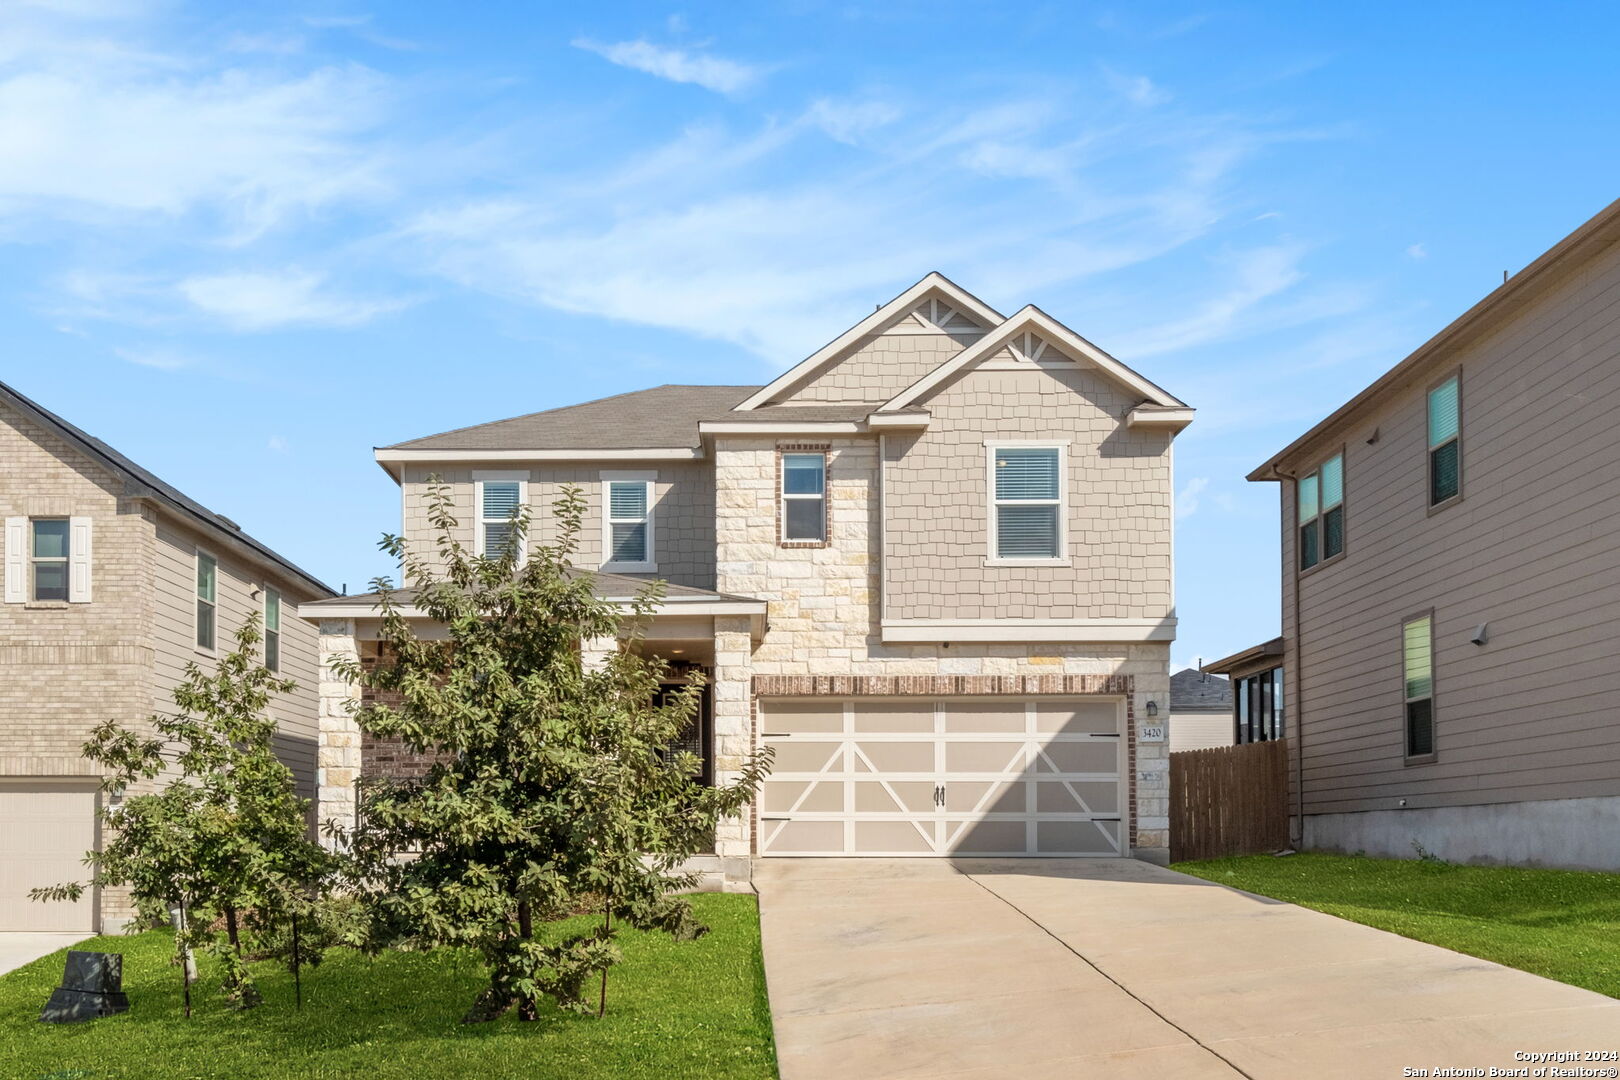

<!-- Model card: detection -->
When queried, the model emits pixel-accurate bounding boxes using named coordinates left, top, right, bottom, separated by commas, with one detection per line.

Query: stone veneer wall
left=712, top=434, right=1171, bottom=856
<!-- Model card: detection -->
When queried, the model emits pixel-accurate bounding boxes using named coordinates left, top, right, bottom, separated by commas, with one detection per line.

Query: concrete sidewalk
left=0, top=933, right=91, bottom=977
left=755, top=858, right=1620, bottom=1080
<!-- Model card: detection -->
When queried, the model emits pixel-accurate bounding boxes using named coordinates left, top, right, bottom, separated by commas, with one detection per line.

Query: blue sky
left=4, top=1, right=1618, bottom=669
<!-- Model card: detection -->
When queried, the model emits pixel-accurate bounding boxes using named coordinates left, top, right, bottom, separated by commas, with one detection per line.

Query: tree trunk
left=225, top=906, right=241, bottom=955
left=597, top=898, right=612, bottom=1019
left=176, top=896, right=192, bottom=1020
left=516, top=903, right=538, bottom=1021
left=291, top=909, right=303, bottom=1009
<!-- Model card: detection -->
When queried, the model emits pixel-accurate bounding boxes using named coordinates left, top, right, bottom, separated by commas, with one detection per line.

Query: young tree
left=33, top=615, right=330, bottom=1015
left=334, top=481, right=770, bottom=1023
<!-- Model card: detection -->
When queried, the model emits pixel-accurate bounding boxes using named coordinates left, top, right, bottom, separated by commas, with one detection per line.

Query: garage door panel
left=853, top=741, right=934, bottom=773
left=763, top=700, right=845, bottom=732
left=770, top=741, right=844, bottom=773
left=1035, top=780, right=1119, bottom=814
left=765, top=780, right=845, bottom=813
left=763, top=819, right=844, bottom=854
left=945, top=819, right=1027, bottom=854
left=1035, top=741, right=1119, bottom=775
left=1037, top=819, right=1123, bottom=855
left=944, top=703, right=1025, bottom=733
left=945, top=780, right=1023, bottom=814
left=944, top=741, right=1024, bottom=773
left=855, top=820, right=935, bottom=853
left=1037, top=701, right=1121, bottom=735
left=854, top=780, right=936, bottom=814
left=852, top=702, right=933, bottom=733
left=1, top=786, right=97, bottom=933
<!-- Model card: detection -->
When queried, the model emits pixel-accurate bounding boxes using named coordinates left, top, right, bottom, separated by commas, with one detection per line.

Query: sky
left=4, top=0, right=1618, bottom=671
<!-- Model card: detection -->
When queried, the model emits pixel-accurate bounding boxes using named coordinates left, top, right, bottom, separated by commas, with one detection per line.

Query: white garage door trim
left=0, top=781, right=99, bottom=933
left=759, top=696, right=1127, bottom=857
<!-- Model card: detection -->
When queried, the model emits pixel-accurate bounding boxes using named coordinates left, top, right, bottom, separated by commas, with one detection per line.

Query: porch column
left=582, top=635, right=618, bottom=671
left=316, top=618, right=361, bottom=848
left=711, top=615, right=754, bottom=881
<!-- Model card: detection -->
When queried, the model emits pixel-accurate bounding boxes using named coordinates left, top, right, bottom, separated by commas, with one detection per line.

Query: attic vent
left=216, top=515, right=242, bottom=531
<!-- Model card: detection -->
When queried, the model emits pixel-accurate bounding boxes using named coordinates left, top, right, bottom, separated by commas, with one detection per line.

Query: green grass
left=0, top=894, right=776, bottom=1080
left=1175, top=852, right=1620, bottom=998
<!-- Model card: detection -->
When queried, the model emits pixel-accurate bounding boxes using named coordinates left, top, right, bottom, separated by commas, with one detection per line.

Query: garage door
left=759, top=697, right=1125, bottom=857
left=0, top=784, right=97, bottom=932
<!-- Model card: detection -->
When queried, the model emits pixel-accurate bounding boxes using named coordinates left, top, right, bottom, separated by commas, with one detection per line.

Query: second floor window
left=1428, top=373, right=1461, bottom=506
left=264, top=587, right=281, bottom=673
left=991, top=445, right=1064, bottom=561
left=781, top=453, right=827, bottom=543
left=1298, top=453, right=1344, bottom=571
left=1403, top=613, right=1435, bottom=760
left=196, top=552, right=217, bottom=651
left=603, top=477, right=654, bottom=571
left=479, top=480, right=522, bottom=558
left=31, top=519, right=69, bottom=602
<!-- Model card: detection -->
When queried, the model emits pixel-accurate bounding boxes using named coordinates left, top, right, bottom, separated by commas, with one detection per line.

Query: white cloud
left=1104, top=68, right=1171, bottom=107
left=1176, top=476, right=1210, bottom=520
left=114, top=345, right=189, bottom=370
left=804, top=98, right=902, bottom=144
left=572, top=38, right=763, bottom=93
left=1406, top=242, right=1428, bottom=259
left=267, top=435, right=288, bottom=453
left=177, top=270, right=406, bottom=331
left=0, top=6, right=392, bottom=239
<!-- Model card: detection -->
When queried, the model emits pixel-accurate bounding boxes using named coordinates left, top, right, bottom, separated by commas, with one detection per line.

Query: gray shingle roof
left=385, top=385, right=761, bottom=451
left=1, top=379, right=334, bottom=598
left=1170, top=668, right=1232, bottom=712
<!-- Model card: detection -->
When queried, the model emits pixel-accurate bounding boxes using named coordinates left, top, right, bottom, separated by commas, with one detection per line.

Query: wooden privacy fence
left=1170, top=739, right=1290, bottom=862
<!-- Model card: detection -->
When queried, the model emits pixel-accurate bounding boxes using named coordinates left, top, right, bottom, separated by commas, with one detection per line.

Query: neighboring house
left=1202, top=637, right=1286, bottom=746
left=303, top=273, right=1192, bottom=880
left=1167, top=667, right=1232, bottom=752
left=1246, top=197, right=1620, bottom=871
left=0, top=381, right=334, bottom=933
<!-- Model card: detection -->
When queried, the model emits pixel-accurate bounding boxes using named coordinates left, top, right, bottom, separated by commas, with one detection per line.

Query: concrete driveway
left=756, top=858, right=1620, bottom=1080
left=0, top=933, right=90, bottom=977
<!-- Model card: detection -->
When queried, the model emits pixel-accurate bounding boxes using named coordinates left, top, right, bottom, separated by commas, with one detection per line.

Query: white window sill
left=601, top=562, right=657, bottom=574
left=983, top=557, right=1071, bottom=568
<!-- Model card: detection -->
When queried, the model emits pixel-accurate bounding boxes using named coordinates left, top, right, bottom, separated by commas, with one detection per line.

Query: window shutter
left=3, top=517, right=24, bottom=603
left=68, top=516, right=93, bottom=603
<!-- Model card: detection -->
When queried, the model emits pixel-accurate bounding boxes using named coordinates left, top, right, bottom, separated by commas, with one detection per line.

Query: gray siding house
left=1249, top=197, right=1620, bottom=870
left=304, top=274, right=1192, bottom=879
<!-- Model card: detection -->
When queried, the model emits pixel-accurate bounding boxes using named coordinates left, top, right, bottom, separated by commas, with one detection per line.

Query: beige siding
left=1282, top=238, right=1620, bottom=816
left=400, top=461, right=717, bottom=590
left=151, top=520, right=323, bottom=802
left=0, top=400, right=152, bottom=780
left=779, top=326, right=978, bottom=405
left=1168, top=712, right=1233, bottom=753
left=885, top=363, right=1174, bottom=621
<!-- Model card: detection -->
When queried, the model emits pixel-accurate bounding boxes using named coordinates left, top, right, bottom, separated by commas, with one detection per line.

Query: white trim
left=865, top=412, right=930, bottom=431
left=376, top=446, right=702, bottom=470
left=698, top=421, right=864, bottom=435
left=880, top=618, right=1177, bottom=643
left=68, top=516, right=92, bottom=603
left=472, top=471, right=529, bottom=561
left=780, top=451, right=827, bottom=543
left=881, top=305, right=1186, bottom=413
left=299, top=597, right=768, bottom=619
left=986, top=442, right=1067, bottom=563
left=1126, top=405, right=1195, bottom=431
left=600, top=472, right=656, bottom=573
left=733, top=273, right=1005, bottom=410
left=194, top=548, right=219, bottom=655
left=2, top=517, right=24, bottom=603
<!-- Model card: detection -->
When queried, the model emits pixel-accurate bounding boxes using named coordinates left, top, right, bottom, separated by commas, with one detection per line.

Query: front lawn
left=1175, top=852, right=1620, bottom=998
left=0, top=893, right=776, bottom=1080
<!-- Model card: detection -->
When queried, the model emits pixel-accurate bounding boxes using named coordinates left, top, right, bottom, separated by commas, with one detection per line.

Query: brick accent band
left=752, top=673, right=1134, bottom=697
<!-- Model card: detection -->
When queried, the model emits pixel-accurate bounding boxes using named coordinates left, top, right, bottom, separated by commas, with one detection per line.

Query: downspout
left=1273, top=463, right=1306, bottom=847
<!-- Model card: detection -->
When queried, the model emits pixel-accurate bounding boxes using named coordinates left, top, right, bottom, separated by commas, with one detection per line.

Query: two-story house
left=1242, top=197, right=1620, bottom=871
left=1, top=381, right=334, bottom=933
left=302, top=274, right=1192, bottom=881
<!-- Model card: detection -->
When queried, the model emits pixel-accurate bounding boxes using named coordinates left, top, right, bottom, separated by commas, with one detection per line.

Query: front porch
left=298, top=572, right=768, bottom=889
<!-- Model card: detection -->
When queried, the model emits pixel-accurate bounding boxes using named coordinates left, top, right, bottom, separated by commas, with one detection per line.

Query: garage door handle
left=762, top=815, right=791, bottom=821
left=763, top=733, right=793, bottom=738
left=934, top=784, right=944, bottom=806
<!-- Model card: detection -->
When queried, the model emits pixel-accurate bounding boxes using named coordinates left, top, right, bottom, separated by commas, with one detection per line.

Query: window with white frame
left=1298, top=452, right=1344, bottom=571
left=602, top=473, right=655, bottom=571
left=474, top=473, right=526, bottom=560
left=30, top=519, right=70, bottom=601
left=1403, top=613, right=1435, bottom=760
left=1428, top=373, right=1461, bottom=506
left=264, top=587, right=281, bottom=673
left=781, top=452, right=827, bottom=543
left=196, top=552, right=217, bottom=651
left=990, top=445, right=1065, bottom=561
